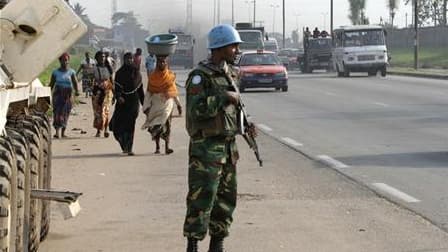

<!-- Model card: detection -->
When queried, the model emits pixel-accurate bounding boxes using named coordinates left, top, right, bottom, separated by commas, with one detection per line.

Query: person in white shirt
left=145, top=53, right=157, bottom=76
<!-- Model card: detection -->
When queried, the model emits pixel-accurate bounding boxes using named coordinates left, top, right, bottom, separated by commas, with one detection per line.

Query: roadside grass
left=389, top=47, right=448, bottom=69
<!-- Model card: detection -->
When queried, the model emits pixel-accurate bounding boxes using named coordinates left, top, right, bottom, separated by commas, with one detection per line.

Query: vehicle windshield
left=343, top=29, right=385, bottom=47
left=240, top=53, right=281, bottom=66
left=308, top=39, right=332, bottom=49
left=278, top=49, right=299, bottom=57
left=264, top=43, right=277, bottom=51
left=239, top=31, right=262, bottom=42
left=239, top=31, right=263, bottom=50
left=177, top=35, right=192, bottom=45
left=278, top=50, right=291, bottom=57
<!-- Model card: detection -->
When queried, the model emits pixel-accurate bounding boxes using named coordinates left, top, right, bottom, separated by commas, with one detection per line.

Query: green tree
left=112, top=11, right=149, bottom=49
left=348, top=0, right=368, bottom=24
left=73, top=2, right=88, bottom=20
left=387, top=0, right=399, bottom=27
left=405, top=0, right=446, bottom=26
left=444, top=0, right=447, bottom=25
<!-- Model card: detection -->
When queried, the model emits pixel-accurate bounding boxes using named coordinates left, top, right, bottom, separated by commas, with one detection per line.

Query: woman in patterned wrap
left=49, top=52, right=79, bottom=138
left=92, top=50, right=114, bottom=138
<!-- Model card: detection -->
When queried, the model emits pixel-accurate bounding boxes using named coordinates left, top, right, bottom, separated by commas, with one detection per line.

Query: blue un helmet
left=207, top=24, right=243, bottom=49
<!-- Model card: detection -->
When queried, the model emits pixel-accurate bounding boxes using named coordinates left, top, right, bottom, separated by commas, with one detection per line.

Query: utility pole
left=330, top=0, right=333, bottom=36
left=253, top=0, right=256, bottom=27
left=232, top=0, right=235, bottom=26
left=414, top=0, right=419, bottom=70
left=282, top=0, right=285, bottom=48
left=217, top=0, right=221, bottom=24
left=213, top=0, right=217, bottom=26
left=186, top=0, right=192, bottom=33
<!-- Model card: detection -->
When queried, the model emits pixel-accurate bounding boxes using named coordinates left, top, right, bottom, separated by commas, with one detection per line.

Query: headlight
left=348, top=56, right=355, bottom=61
left=243, top=72, right=255, bottom=77
left=274, top=71, right=286, bottom=77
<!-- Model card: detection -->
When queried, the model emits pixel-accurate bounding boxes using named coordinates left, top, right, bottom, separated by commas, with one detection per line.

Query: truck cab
left=168, top=29, right=195, bottom=69
left=302, top=30, right=333, bottom=73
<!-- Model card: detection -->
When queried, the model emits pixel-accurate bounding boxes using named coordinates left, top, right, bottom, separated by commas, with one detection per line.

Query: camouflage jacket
left=185, top=60, right=240, bottom=164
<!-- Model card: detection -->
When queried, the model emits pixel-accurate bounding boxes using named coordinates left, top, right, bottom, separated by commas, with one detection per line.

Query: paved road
left=38, top=70, right=448, bottom=251
left=242, top=72, right=448, bottom=232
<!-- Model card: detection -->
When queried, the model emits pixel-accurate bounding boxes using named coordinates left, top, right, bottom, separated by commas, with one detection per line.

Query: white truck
left=0, top=0, right=87, bottom=251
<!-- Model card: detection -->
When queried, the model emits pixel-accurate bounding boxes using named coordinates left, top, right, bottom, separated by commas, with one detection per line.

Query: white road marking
left=372, top=183, right=421, bottom=203
left=316, top=155, right=349, bottom=169
left=373, top=102, right=389, bottom=107
left=325, top=92, right=337, bottom=96
left=257, top=124, right=273, bottom=132
left=281, top=137, right=303, bottom=147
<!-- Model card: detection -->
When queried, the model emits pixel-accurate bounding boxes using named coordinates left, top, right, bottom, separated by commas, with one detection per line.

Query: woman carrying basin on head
left=142, top=54, right=182, bottom=155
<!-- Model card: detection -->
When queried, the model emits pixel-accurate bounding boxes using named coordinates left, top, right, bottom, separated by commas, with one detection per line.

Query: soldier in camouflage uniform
left=183, top=24, right=254, bottom=252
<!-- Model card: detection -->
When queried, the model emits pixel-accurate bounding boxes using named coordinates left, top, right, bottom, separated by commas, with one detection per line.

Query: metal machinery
left=0, top=0, right=87, bottom=251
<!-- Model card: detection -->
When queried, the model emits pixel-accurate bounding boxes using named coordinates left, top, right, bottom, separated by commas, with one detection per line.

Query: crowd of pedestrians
left=50, top=47, right=182, bottom=156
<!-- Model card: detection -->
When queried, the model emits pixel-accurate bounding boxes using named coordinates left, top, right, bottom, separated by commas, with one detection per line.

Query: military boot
left=208, top=236, right=224, bottom=252
left=187, top=238, right=198, bottom=252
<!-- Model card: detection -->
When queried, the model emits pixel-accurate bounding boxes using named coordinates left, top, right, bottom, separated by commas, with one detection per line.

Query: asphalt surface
left=39, top=70, right=448, bottom=252
left=242, top=71, right=448, bottom=233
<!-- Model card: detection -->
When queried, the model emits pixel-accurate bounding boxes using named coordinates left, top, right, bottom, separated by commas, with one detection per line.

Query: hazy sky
left=74, top=0, right=413, bottom=34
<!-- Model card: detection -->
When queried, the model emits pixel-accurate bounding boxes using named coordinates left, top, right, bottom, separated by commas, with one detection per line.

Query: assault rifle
left=225, top=73, right=263, bottom=167
left=238, top=100, right=263, bottom=167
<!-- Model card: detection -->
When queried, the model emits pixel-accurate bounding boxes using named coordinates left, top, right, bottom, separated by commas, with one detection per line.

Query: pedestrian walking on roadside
left=76, top=51, right=96, bottom=97
left=133, top=48, right=143, bottom=71
left=49, top=52, right=79, bottom=138
left=145, top=53, right=157, bottom=76
left=92, top=51, right=114, bottom=138
left=141, top=54, right=182, bottom=155
left=183, top=24, right=257, bottom=252
left=110, top=52, right=144, bottom=155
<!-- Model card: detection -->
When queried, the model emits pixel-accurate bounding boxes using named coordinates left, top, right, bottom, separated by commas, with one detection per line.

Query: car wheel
left=281, top=86, right=288, bottom=92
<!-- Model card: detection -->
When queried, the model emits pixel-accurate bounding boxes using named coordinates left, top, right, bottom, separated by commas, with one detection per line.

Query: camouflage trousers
left=183, top=155, right=237, bottom=240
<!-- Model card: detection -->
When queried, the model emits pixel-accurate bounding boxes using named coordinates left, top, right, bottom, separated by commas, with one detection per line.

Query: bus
left=332, top=25, right=388, bottom=77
